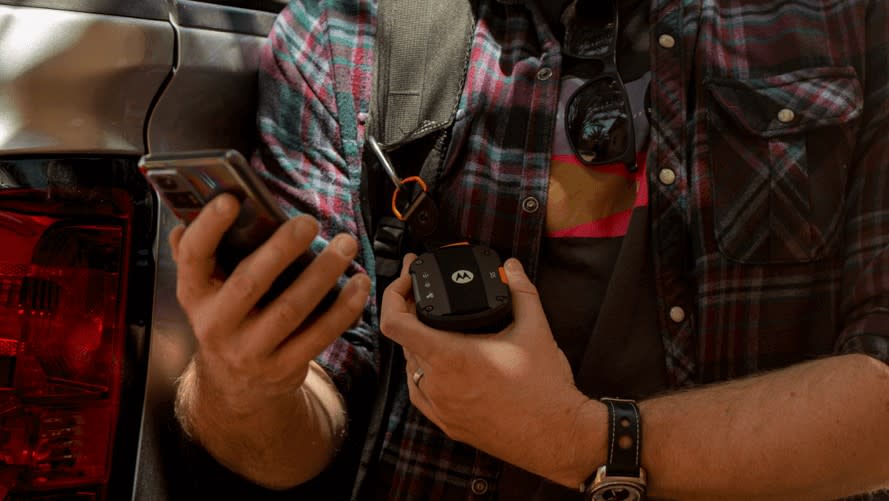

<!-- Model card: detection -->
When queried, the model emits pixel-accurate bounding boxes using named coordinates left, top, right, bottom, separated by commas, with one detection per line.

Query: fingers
left=168, top=224, right=185, bottom=263
left=379, top=255, right=414, bottom=335
left=380, top=254, right=459, bottom=362
left=379, top=255, right=431, bottom=344
left=210, top=215, right=318, bottom=328
left=248, top=232, right=363, bottom=352
left=502, top=258, right=542, bottom=324
left=270, top=273, right=371, bottom=369
left=404, top=357, right=444, bottom=429
left=174, top=194, right=240, bottom=306
left=384, top=253, right=417, bottom=300
left=403, top=347, right=416, bottom=365
left=403, top=348, right=427, bottom=393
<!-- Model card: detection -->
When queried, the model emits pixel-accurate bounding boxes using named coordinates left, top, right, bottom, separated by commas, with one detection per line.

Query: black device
left=138, top=149, right=340, bottom=311
left=409, top=243, right=512, bottom=333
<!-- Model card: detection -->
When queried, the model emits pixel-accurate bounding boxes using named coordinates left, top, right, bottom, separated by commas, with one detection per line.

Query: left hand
left=380, top=254, right=596, bottom=485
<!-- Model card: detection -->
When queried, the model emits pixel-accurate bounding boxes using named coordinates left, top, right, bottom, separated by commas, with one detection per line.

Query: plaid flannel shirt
left=250, top=0, right=889, bottom=499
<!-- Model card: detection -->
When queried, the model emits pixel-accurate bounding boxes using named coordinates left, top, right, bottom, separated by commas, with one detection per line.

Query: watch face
left=590, top=482, right=645, bottom=501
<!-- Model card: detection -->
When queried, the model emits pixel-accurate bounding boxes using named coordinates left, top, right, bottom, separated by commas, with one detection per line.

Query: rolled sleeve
left=835, top=1, right=889, bottom=366
left=838, top=311, right=889, bottom=365
left=252, top=0, right=380, bottom=397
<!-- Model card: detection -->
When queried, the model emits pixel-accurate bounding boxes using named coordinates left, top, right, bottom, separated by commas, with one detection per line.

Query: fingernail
left=505, top=258, right=523, bottom=274
left=214, top=195, right=233, bottom=214
left=292, top=216, right=314, bottom=236
left=334, top=235, right=357, bottom=256
left=349, top=274, right=370, bottom=292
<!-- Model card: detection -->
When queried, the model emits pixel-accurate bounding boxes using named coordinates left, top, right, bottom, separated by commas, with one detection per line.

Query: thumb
left=502, top=258, right=544, bottom=325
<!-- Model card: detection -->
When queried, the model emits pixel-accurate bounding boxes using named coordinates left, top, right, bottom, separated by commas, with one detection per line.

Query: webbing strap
left=353, top=2, right=475, bottom=500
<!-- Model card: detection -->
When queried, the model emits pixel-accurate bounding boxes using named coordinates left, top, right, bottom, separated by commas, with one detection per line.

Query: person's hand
left=169, top=193, right=371, bottom=415
left=380, top=254, right=597, bottom=486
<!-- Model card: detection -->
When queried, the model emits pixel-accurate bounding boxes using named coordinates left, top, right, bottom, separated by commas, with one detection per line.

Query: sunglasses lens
left=566, top=77, right=632, bottom=164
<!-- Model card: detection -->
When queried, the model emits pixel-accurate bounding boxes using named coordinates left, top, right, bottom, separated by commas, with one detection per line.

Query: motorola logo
left=451, top=270, right=475, bottom=284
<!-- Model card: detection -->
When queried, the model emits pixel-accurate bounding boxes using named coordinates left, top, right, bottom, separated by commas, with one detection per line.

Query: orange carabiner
left=391, top=176, right=429, bottom=221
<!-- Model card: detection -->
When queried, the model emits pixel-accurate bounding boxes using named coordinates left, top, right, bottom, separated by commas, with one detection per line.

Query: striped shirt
left=245, top=0, right=889, bottom=499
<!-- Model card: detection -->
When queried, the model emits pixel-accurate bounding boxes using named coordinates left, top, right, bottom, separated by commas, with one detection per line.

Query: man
left=170, top=0, right=889, bottom=499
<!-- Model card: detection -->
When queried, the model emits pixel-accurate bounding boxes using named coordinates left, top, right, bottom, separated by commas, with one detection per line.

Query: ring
left=411, top=367, right=425, bottom=387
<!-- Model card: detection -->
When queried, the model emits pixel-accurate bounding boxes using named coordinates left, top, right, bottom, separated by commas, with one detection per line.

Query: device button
left=498, top=266, right=508, bottom=284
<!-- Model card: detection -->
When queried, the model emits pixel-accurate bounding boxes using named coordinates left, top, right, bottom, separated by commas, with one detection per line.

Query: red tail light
left=0, top=184, right=133, bottom=499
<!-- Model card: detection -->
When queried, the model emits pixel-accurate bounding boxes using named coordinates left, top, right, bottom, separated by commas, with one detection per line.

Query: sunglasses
left=562, top=0, right=638, bottom=172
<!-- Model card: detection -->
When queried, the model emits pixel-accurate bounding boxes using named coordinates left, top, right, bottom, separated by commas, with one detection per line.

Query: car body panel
left=0, top=1, right=279, bottom=498
left=0, top=5, right=174, bottom=154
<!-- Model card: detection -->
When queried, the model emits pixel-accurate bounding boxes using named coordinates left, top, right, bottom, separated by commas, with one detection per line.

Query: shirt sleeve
left=180, top=0, right=379, bottom=496
left=252, top=0, right=379, bottom=408
left=835, top=0, right=889, bottom=366
left=173, top=0, right=379, bottom=500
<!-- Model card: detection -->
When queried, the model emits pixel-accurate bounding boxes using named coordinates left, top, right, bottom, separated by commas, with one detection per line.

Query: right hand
left=169, top=193, right=371, bottom=415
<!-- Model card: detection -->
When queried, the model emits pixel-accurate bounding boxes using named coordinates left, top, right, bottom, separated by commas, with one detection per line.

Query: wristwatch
left=581, top=398, right=647, bottom=501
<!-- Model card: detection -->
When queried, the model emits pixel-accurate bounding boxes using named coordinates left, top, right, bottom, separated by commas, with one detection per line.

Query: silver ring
left=411, top=367, right=425, bottom=387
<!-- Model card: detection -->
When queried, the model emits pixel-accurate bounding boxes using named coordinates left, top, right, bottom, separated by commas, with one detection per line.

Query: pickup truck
left=0, top=1, right=285, bottom=498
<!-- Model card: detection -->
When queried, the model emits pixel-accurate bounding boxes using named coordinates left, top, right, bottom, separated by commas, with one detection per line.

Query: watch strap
left=601, top=397, right=641, bottom=477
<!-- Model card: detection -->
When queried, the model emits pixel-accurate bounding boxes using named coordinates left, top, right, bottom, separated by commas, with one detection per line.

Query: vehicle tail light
left=0, top=184, right=133, bottom=500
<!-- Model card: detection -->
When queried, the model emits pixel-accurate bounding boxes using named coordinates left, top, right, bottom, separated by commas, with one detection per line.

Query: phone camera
left=154, top=174, right=180, bottom=191
left=166, top=191, right=203, bottom=210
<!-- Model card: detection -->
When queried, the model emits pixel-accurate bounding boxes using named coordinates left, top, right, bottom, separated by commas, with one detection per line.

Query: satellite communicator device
left=409, top=243, right=513, bottom=333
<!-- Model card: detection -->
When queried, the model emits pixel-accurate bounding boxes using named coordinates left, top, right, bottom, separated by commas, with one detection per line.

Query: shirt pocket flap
left=706, top=66, right=863, bottom=138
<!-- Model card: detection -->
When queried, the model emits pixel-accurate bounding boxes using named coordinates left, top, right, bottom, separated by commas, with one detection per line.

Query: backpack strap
left=361, top=0, right=474, bottom=288
left=352, top=1, right=474, bottom=499
left=369, top=0, right=474, bottom=146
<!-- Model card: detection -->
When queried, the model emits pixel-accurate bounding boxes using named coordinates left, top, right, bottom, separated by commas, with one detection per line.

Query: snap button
left=777, top=108, right=796, bottom=123
left=669, top=306, right=686, bottom=323
left=536, top=67, right=553, bottom=81
left=471, top=478, right=489, bottom=495
left=658, top=168, right=677, bottom=186
left=521, top=196, right=540, bottom=213
left=658, top=34, right=676, bottom=49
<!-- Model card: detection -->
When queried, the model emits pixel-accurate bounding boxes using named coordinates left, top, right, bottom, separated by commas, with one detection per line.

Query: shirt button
left=777, top=108, right=796, bottom=123
left=471, top=478, right=489, bottom=495
left=658, top=168, right=677, bottom=186
left=522, top=196, right=540, bottom=213
left=658, top=33, right=676, bottom=49
left=536, top=67, right=553, bottom=81
left=669, top=306, right=686, bottom=323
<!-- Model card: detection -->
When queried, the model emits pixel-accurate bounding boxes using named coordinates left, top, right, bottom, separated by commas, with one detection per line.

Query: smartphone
left=139, top=149, right=341, bottom=312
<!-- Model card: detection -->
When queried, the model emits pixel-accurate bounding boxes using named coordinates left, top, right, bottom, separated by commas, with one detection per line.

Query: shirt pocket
left=706, top=66, right=864, bottom=264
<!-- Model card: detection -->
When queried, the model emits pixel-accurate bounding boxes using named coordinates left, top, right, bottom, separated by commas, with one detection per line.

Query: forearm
left=176, top=359, right=347, bottom=489
left=634, top=354, right=889, bottom=500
